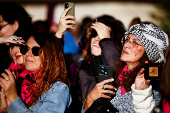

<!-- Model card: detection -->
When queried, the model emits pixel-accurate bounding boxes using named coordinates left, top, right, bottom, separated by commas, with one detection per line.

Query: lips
left=16, top=55, right=22, bottom=59
left=25, top=59, right=33, bottom=62
left=122, top=50, right=129, bottom=54
left=93, top=43, right=100, bottom=48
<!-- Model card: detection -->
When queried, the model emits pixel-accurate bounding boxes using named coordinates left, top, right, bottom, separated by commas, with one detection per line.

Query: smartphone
left=64, top=2, right=75, bottom=16
left=99, top=65, right=115, bottom=97
left=144, top=63, right=163, bottom=80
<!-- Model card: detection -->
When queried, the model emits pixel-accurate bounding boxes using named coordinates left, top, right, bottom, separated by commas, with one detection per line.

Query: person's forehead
left=128, top=34, right=138, bottom=40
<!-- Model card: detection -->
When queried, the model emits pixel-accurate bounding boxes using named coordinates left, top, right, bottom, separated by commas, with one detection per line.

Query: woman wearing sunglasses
left=82, top=23, right=169, bottom=113
left=0, top=6, right=75, bottom=113
left=0, top=31, right=72, bottom=113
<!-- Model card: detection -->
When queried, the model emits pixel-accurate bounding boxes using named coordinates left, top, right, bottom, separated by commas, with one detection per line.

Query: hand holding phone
left=55, top=3, right=75, bottom=38
left=64, top=2, right=75, bottom=26
left=98, top=65, right=116, bottom=97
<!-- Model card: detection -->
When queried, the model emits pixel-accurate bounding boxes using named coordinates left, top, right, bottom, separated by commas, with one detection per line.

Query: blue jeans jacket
left=7, top=81, right=72, bottom=113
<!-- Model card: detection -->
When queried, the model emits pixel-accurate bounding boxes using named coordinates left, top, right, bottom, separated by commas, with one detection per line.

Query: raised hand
left=91, top=22, right=111, bottom=40
left=135, top=61, right=150, bottom=90
left=55, top=6, right=76, bottom=38
left=0, top=36, right=25, bottom=45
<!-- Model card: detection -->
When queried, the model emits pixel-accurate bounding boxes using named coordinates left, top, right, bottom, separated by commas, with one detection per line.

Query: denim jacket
left=7, top=81, right=72, bottom=113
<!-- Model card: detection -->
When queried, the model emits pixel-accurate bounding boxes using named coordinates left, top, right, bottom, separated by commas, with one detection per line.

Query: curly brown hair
left=114, top=52, right=150, bottom=91
left=84, top=15, right=125, bottom=62
left=27, top=32, right=68, bottom=107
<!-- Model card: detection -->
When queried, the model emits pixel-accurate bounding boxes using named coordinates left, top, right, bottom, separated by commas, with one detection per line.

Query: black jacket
left=78, top=38, right=120, bottom=103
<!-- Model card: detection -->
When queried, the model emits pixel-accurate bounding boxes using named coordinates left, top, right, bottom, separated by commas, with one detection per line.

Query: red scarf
left=8, top=61, right=40, bottom=104
left=118, top=65, right=128, bottom=95
left=8, top=61, right=25, bottom=76
left=19, top=70, right=41, bottom=104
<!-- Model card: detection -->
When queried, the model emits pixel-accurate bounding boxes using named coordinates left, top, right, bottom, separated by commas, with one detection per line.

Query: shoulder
left=41, top=81, right=71, bottom=104
left=50, top=81, right=70, bottom=93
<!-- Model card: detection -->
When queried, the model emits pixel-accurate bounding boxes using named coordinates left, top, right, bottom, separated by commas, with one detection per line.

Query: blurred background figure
left=32, top=20, right=51, bottom=32
left=153, top=51, right=170, bottom=113
left=128, top=17, right=141, bottom=29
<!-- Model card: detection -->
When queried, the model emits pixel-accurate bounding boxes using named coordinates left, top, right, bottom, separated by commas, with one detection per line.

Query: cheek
left=35, top=57, right=42, bottom=69
left=133, top=46, right=144, bottom=57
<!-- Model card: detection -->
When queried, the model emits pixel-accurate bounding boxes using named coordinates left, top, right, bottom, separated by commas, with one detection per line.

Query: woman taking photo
left=0, top=31, right=72, bottom=112
left=83, top=23, right=169, bottom=113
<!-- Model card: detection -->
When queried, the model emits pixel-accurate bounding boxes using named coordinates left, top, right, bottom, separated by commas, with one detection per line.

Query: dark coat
left=78, top=38, right=120, bottom=103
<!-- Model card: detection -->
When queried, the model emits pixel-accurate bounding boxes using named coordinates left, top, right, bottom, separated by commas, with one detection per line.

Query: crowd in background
left=0, top=1, right=170, bottom=113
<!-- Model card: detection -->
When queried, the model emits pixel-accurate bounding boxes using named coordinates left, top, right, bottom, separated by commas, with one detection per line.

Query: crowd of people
left=0, top=1, right=169, bottom=113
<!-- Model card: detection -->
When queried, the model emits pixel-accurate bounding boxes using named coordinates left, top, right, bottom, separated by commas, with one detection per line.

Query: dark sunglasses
left=20, top=45, right=41, bottom=56
left=91, top=29, right=97, bottom=38
left=0, top=23, right=9, bottom=30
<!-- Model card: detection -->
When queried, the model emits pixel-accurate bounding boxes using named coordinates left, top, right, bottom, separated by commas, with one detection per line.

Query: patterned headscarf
left=124, top=23, right=169, bottom=63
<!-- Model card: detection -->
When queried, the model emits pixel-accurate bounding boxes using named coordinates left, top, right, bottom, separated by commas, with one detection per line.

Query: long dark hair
left=84, top=15, right=125, bottom=62
left=27, top=32, right=68, bottom=107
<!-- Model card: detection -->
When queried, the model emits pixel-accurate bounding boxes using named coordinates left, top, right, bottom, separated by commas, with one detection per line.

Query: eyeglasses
left=124, top=38, right=143, bottom=47
left=91, top=29, right=97, bottom=38
left=0, top=23, right=9, bottom=30
left=20, top=45, right=41, bottom=56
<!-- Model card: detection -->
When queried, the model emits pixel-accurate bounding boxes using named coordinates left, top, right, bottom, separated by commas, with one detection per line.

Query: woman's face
left=0, top=15, right=18, bottom=36
left=91, top=35, right=101, bottom=56
left=120, top=34, right=145, bottom=66
left=10, top=45, right=24, bottom=65
left=24, top=36, right=42, bottom=72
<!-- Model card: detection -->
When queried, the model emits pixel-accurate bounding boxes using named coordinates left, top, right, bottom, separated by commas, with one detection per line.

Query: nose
left=13, top=46, right=20, bottom=54
left=25, top=48, right=33, bottom=56
left=124, top=40, right=131, bottom=49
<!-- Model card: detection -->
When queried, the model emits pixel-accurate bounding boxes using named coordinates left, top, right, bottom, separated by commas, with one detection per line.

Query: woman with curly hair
left=0, top=31, right=72, bottom=112
left=0, top=6, right=75, bottom=113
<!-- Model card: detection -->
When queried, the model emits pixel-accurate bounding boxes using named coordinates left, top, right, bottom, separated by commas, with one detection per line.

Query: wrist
left=8, top=94, right=18, bottom=103
left=84, top=95, right=93, bottom=110
left=55, top=32, right=62, bottom=39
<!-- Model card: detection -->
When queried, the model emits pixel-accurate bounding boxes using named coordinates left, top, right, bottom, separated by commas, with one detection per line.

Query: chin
left=120, top=56, right=128, bottom=62
left=17, top=61, right=24, bottom=66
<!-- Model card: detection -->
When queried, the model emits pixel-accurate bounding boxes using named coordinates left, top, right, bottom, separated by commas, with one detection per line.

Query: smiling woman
left=0, top=32, right=72, bottom=112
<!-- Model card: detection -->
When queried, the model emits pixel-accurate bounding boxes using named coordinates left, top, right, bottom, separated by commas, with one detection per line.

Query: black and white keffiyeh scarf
left=124, top=23, right=169, bottom=63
